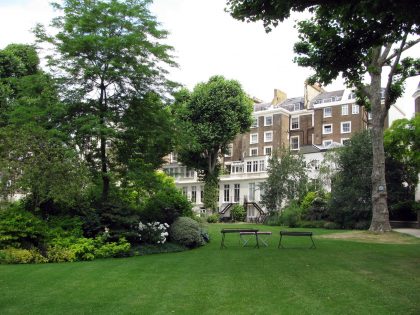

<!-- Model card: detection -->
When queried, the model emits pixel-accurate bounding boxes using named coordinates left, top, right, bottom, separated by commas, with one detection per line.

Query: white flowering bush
left=138, top=221, right=169, bottom=245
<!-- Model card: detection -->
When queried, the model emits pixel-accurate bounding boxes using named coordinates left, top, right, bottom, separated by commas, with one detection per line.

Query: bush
left=206, top=213, right=220, bottom=223
left=230, top=204, right=246, bottom=222
left=46, top=246, right=77, bottom=263
left=169, top=217, right=205, bottom=248
left=141, top=189, right=192, bottom=225
left=299, top=220, right=327, bottom=228
left=323, top=221, right=341, bottom=230
left=264, top=212, right=281, bottom=226
left=0, top=203, right=47, bottom=249
left=0, top=248, right=47, bottom=264
left=94, top=237, right=131, bottom=258
left=69, top=238, right=96, bottom=261
left=138, top=221, right=169, bottom=245
left=280, top=202, right=302, bottom=227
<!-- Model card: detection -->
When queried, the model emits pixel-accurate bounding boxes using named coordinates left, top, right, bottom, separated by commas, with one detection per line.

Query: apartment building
left=163, top=83, right=406, bottom=219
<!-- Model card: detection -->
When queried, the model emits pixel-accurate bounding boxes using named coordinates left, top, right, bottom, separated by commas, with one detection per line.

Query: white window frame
left=323, top=107, right=332, bottom=118
left=368, top=112, right=372, bottom=120
left=352, top=104, right=359, bottom=114
left=250, top=133, right=258, bottom=144
left=264, top=131, right=273, bottom=142
left=191, top=186, right=197, bottom=203
left=341, top=138, right=350, bottom=145
left=250, top=147, right=258, bottom=157
left=264, top=146, right=272, bottom=156
left=251, top=117, right=259, bottom=128
left=341, top=104, right=349, bottom=115
left=290, top=136, right=299, bottom=150
left=323, top=140, right=333, bottom=147
left=341, top=121, right=351, bottom=134
left=322, top=123, right=333, bottom=134
left=234, top=184, right=240, bottom=202
left=291, top=117, right=299, bottom=130
left=224, top=144, right=233, bottom=157
left=224, top=184, right=230, bottom=203
left=264, top=115, right=273, bottom=126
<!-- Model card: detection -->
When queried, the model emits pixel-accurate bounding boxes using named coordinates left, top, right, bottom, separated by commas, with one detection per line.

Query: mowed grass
left=1, top=223, right=420, bottom=315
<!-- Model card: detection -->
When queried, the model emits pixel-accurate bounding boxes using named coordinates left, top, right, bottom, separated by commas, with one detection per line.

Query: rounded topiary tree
left=230, top=204, right=246, bottom=222
left=169, top=217, right=205, bottom=248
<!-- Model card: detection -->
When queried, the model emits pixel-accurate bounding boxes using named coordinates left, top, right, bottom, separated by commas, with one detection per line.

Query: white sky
left=1, top=0, right=418, bottom=116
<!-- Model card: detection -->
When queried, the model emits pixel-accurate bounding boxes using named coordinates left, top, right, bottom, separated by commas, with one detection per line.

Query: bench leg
left=240, top=234, right=250, bottom=247
left=309, top=236, right=316, bottom=249
left=255, top=232, right=259, bottom=249
left=220, top=233, right=226, bottom=249
left=278, top=235, right=283, bottom=249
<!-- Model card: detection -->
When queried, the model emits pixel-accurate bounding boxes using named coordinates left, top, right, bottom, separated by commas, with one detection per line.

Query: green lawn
left=1, top=224, right=420, bottom=315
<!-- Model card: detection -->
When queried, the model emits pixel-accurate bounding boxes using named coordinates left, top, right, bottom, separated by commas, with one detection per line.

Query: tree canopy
left=173, top=75, right=253, bottom=211
left=34, top=0, right=177, bottom=200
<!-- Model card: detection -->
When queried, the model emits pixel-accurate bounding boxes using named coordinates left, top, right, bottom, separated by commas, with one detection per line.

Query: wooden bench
left=278, top=231, right=316, bottom=249
left=240, top=231, right=272, bottom=247
left=220, top=228, right=259, bottom=249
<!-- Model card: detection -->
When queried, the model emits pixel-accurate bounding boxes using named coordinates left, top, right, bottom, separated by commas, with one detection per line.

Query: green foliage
left=138, top=222, right=169, bottom=245
left=0, top=203, right=47, bottom=249
left=0, top=248, right=47, bottom=264
left=300, top=191, right=317, bottom=212
left=46, top=246, right=77, bottom=263
left=230, top=204, right=246, bottom=222
left=141, top=188, right=192, bottom=225
left=328, top=131, right=372, bottom=229
left=260, top=148, right=308, bottom=212
left=323, top=221, right=341, bottom=230
left=206, top=213, right=220, bottom=223
left=302, top=191, right=330, bottom=221
left=35, top=0, right=177, bottom=200
left=169, top=217, right=205, bottom=248
left=279, top=202, right=302, bottom=228
left=94, top=237, right=131, bottom=258
left=173, top=76, right=253, bottom=210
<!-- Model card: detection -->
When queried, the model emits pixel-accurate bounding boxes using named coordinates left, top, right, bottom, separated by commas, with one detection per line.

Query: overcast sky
left=1, top=0, right=418, bottom=115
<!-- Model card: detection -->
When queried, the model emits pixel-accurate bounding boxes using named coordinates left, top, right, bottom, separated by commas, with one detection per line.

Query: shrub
left=0, top=203, right=47, bottom=249
left=264, top=212, right=281, bottom=226
left=169, top=217, right=205, bottom=248
left=324, top=221, right=341, bottom=230
left=299, top=220, right=327, bottom=228
left=280, top=202, right=302, bottom=227
left=69, top=238, right=96, bottom=261
left=46, top=246, right=76, bottom=263
left=301, top=191, right=317, bottom=212
left=230, top=204, right=246, bottom=222
left=138, top=221, right=169, bottom=245
left=207, top=213, right=220, bottom=223
left=141, top=189, right=192, bottom=225
left=0, top=248, right=47, bottom=264
left=94, top=237, right=131, bottom=258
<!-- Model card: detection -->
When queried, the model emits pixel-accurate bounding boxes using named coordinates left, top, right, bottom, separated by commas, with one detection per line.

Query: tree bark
left=368, top=54, right=392, bottom=232
left=99, top=84, right=109, bottom=201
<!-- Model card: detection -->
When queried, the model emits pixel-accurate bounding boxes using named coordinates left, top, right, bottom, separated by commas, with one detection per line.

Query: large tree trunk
left=99, top=84, right=109, bottom=201
left=368, top=63, right=392, bottom=232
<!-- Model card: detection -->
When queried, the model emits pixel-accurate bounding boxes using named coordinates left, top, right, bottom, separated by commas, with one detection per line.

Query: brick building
left=163, top=83, right=406, bottom=219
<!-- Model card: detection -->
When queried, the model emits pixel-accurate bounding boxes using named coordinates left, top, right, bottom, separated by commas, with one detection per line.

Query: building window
left=341, top=138, right=350, bottom=145
left=341, top=121, right=351, bottom=134
left=182, top=187, right=187, bottom=196
left=352, top=104, right=359, bottom=114
left=224, top=144, right=233, bottom=157
left=191, top=186, right=197, bottom=203
left=293, top=103, right=301, bottom=111
left=250, top=148, right=258, bottom=156
left=290, top=136, right=299, bottom=150
left=234, top=184, right=240, bottom=202
left=250, top=133, right=258, bottom=144
left=265, top=115, right=273, bottom=126
left=342, top=104, right=349, bottom=115
left=249, top=183, right=255, bottom=201
left=251, top=117, right=258, bottom=128
left=264, top=131, right=273, bottom=142
left=323, top=140, right=333, bottom=147
left=368, top=112, right=372, bottom=120
left=323, top=124, right=333, bottom=134
left=291, top=117, right=299, bottom=130
left=171, top=152, right=178, bottom=162
left=224, top=184, right=230, bottom=202
left=259, top=160, right=265, bottom=172
left=246, top=161, right=252, bottom=173
left=323, top=107, right=332, bottom=118
left=253, top=160, right=258, bottom=172
left=348, top=92, right=356, bottom=99
left=232, top=164, right=243, bottom=173
left=200, top=186, right=204, bottom=203
left=264, top=146, right=272, bottom=156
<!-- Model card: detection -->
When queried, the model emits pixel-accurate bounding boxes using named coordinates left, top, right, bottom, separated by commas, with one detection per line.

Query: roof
left=310, top=90, right=345, bottom=107
left=253, top=102, right=271, bottom=112
left=276, top=97, right=305, bottom=111
left=299, top=145, right=322, bottom=154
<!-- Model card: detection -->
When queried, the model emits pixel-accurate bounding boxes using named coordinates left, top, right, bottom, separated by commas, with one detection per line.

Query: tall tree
left=226, top=0, right=420, bottom=232
left=35, top=0, right=176, bottom=200
left=0, top=44, right=89, bottom=212
left=173, top=75, right=253, bottom=212
left=260, top=148, right=308, bottom=212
